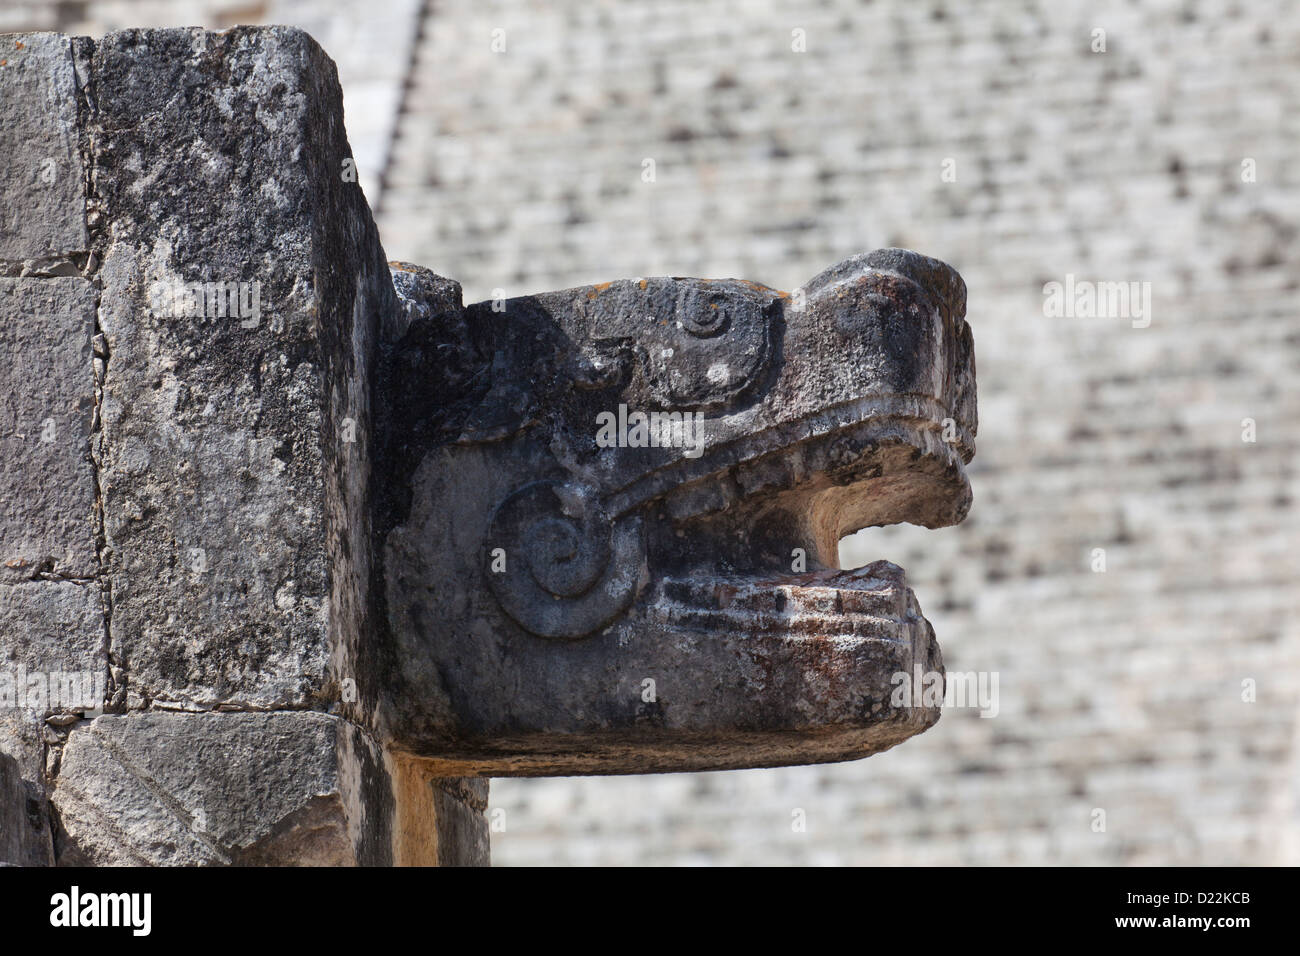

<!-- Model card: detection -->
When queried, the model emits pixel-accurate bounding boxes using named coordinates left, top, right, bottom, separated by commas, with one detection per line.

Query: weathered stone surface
left=87, top=27, right=393, bottom=709
left=0, top=712, right=53, bottom=866
left=373, top=248, right=975, bottom=775
left=0, top=581, right=105, bottom=715
left=0, top=33, right=88, bottom=265
left=53, top=712, right=357, bottom=865
left=50, top=711, right=485, bottom=866
left=5, top=26, right=485, bottom=868
left=0, top=277, right=97, bottom=583
left=430, top=777, right=490, bottom=866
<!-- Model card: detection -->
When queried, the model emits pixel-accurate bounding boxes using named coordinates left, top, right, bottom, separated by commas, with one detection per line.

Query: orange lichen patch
left=638, top=279, right=648, bottom=290
left=15, top=41, right=24, bottom=49
left=735, top=278, right=784, bottom=297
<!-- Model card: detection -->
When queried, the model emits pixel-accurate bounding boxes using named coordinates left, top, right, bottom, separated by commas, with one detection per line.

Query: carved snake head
left=376, top=249, right=975, bottom=775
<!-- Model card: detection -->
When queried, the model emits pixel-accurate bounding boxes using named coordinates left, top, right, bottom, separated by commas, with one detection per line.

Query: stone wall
left=0, top=25, right=487, bottom=866
left=0, top=0, right=419, bottom=202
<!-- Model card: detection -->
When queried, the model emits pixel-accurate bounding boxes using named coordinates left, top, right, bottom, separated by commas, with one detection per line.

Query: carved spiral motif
left=677, top=286, right=733, bottom=338
left=485, top=481, right=643, bottom=640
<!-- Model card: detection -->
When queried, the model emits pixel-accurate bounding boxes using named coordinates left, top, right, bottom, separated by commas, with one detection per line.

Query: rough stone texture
left=0, top=277, right=98, bottom=582
left=0, top=581, right=105, bottom=702
left=87, top=26, right=392, bottom=710
left=0, top=25, right=488, bottom=867
left=0, top=713, right=54, bottom=865
left=375, top=250, right=974, bottom=774
left=0, top=32, right=87, bottom=266
left=53, top=712, right=357, bottom=865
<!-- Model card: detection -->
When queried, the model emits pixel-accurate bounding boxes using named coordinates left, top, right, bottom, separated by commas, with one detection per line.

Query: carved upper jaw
left=375, top=249, right=976, bottom=775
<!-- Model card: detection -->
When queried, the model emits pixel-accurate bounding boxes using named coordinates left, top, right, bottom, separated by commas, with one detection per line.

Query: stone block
left=0, top=33, right=88, bottom=264
left=0, top=277, right=97, bottom=583
left=87, top=27, right=393, bottom=708
left=53, top=712, right=356, bottom=865
left=0, top=581, right=105, bottom=714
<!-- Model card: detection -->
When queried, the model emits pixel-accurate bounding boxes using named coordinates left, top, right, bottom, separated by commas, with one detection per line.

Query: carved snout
left=782, top=248, right=977, bottom=461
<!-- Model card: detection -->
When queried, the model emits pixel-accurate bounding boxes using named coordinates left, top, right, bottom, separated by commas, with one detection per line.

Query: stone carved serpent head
left=371, top=248, right=975, bottom=775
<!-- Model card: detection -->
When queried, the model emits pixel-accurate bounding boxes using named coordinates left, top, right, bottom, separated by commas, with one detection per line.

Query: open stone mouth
left=637, top=406, right=972, bottom=650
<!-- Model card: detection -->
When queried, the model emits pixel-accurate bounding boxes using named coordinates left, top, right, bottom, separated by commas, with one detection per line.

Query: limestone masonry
left=0, top=26, right=477, bottom=865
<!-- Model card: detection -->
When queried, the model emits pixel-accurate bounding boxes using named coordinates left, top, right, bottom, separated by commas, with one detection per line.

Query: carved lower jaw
left=560, top=418, right=968, bottom=772
left=456, top=562, right=947, bottom=777
left=655, top=560, right=928, bottom=646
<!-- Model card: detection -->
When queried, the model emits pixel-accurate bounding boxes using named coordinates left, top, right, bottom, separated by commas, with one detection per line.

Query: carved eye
left=680, top=297, right=731, bottom=337
left=642, top=285, right=772, bottom=411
